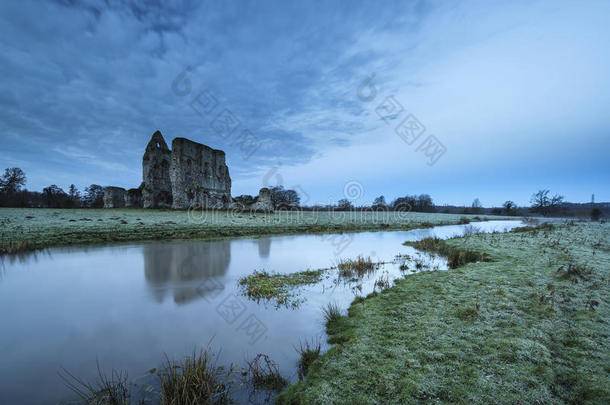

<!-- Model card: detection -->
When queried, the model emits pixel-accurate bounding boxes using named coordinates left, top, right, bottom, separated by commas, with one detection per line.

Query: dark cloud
left=1, top=0, right=608, bottom=205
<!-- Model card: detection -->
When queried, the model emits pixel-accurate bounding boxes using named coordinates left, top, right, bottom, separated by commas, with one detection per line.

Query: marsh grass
left=2, top=239, right=37, bottom=254
left=512, top=222, right=554, bottom=233
left=322, top=302, right=342, bottom=327
left=296, top=339, right=322, bottom=381
left=352, top=296, right=366, bottom=304
left=374, top=273, right=391, bottom=291
left=158, top=350, right=233, bottom=405
left=337, top=256, right=378, bottom=278
left=238, top=269, right=324, bottom=308
left=59, top=361, right=133, bottom=405
left=246, top=354, right=287, bottom=392
left=406, top=237, right=489, bottom=269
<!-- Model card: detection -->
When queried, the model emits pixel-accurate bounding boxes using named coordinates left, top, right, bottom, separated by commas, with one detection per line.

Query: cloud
left=1, top=0, right=608, bottom=205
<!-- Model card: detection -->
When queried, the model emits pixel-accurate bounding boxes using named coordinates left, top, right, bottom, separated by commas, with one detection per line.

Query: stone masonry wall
left=126, top=186, right=143, bottom=208
left=170, top=137, right=231, bottom=209
left=142, top=131, right=173, bottom=208
left=104, top=130, right=236, bottom=210
left=103, top=186, right=126, bottom=208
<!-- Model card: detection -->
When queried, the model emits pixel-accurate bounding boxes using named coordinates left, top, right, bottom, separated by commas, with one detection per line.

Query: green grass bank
left=0, top=208, right=506, bottom=254
left=277, top=222, right=610, bottom=404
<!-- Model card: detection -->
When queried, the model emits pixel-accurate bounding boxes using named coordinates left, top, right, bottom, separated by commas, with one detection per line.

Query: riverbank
left=277, top=222, right=610, bottom=404
left=0, top=208, right=507, bottom=254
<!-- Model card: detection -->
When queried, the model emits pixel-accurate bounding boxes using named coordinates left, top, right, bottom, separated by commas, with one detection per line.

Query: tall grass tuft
left=246, top=354, right=287, bottom=392
left=322, top=302, right=342, bottom=327
left=374, top=273, right=391, bottom=291
left=159, top=350, right=233, bottom=405
left=296, top=339, right=322, bottom=381
left=337, top=256, right=377, bottom=278
left=59, top=361, right=131, bottom=405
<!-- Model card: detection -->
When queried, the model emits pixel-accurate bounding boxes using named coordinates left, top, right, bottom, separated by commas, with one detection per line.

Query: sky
left=1, top=0, right=608, bottom=207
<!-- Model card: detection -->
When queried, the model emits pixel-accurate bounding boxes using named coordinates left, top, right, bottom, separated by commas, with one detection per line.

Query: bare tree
left=530, top=189, right=564, bottom=216
left=472, top=198, right=482, bottom=214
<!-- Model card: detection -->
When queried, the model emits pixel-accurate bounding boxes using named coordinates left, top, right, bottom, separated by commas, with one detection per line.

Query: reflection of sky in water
left=0, top=221, right=522, bottom=403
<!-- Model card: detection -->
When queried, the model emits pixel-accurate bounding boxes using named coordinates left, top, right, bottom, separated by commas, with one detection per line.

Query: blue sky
left=1, top=0, right=608, bottom=206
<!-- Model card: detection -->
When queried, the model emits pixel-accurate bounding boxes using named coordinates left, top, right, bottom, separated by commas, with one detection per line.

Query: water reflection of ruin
left=257, top=237, right=271, bottom=258
left=143, top=240, right=230, bottom=304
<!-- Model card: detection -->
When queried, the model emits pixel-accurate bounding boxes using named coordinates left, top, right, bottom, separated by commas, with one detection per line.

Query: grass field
left=0, top=208, right=506, bottom=254
left=277, top=222, right=610, bottom=404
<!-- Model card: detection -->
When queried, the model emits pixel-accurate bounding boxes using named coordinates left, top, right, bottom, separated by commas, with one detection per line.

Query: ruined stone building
left=103, top=130, right=272, bottom=211
left=142, top=131, right=173, bottom=208
left=168, top=137, right=232, bottom=209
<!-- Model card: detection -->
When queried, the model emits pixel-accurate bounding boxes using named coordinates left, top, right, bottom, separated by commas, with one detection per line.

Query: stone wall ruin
left=170, top=137, right=231, bottom=209
left=103, top=186, right=126, bottom=208
left=142, top=131, right=173, bottom=208
left=103, top=130, right=273, bottom=212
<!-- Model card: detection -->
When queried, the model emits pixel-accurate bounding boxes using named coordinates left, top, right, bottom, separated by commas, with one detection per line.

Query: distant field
left=277, top=222, right=610, bottom=404
left=0, top=208, right=511, bottom=254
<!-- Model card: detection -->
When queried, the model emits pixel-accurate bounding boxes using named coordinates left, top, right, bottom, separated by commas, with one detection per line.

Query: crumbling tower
left=142, top=130, right=173, bottom=208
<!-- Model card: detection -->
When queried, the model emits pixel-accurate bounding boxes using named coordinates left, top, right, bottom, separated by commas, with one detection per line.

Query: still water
left=0, top=221, right=523, bottom=404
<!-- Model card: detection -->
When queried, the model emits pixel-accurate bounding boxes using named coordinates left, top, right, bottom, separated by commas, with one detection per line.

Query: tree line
left=0, top=168, right=104, bottom=208
left=0, top=167, right=604, bottom=220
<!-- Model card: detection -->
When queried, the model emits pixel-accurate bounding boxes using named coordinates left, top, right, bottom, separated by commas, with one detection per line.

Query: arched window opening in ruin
left=156, top=142, right=160, bottom=148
